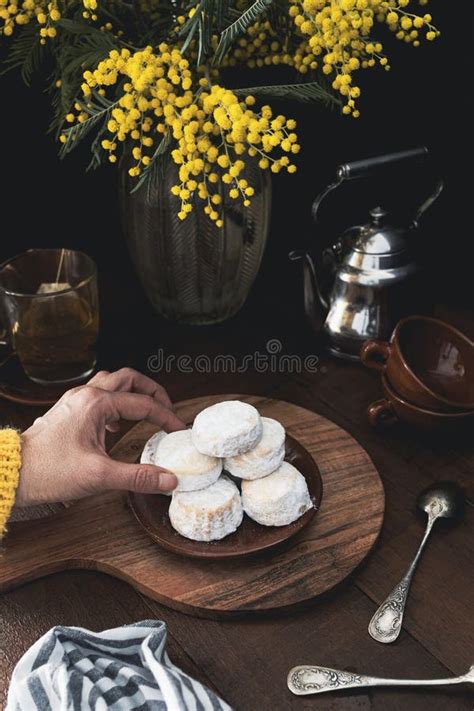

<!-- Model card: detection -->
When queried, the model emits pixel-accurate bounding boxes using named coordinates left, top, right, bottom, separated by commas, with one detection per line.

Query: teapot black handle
left=337, top=147, right=429, bottom=180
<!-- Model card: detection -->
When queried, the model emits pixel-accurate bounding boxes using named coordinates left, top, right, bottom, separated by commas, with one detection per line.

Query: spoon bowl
left=417, top=481, right=465, bottom=522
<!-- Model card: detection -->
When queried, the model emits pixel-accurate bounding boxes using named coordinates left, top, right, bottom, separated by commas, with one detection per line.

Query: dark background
left=0, top=0, right=472, bottom=372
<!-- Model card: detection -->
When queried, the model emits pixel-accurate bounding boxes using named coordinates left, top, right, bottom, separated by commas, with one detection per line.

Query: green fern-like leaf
left=214, top=0, right=274, bottom=64
left=50, top=23, right=119, bottom=132
left=179, top=0, right=206, bottom=55
left=179, top=0, right=217, bottom=60
left=234, top=80, right=340, bottom=106
left=0, top=23, right=46, bottom=85
left=216, top=0, right=231, bottom=30
left=59, top=93, right=119, bottom=158
left=200, top=0, right=215, bottom=64
left=87, top=124, right=109, bottom=170
left=131, top=130, right=172, bottom=202
left=56, top=17, right=103, bottom=35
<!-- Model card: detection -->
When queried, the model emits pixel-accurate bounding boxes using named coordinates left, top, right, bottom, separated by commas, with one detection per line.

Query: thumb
left=99, top=457, right=178, bottom=494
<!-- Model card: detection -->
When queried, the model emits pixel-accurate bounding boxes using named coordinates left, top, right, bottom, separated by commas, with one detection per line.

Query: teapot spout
left=289, top=250, right=328, bottom=333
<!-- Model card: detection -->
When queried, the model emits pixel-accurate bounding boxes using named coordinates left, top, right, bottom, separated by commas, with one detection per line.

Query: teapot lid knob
left=355, top=205, right=407, bottom=255
left=369, top=206, right=388, bottom=225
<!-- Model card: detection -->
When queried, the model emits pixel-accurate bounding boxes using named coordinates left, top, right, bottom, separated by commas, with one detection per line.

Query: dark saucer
left=0, top=353, right=89, bottom=406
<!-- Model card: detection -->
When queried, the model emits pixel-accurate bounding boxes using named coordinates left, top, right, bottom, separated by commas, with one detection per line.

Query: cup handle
left=360, top=340, right=391, bottom=371
left=367, top=399, right=398, bottom=428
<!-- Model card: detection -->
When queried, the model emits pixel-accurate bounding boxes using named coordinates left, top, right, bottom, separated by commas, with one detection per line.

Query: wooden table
left=0, top=298, right=473, bottom=711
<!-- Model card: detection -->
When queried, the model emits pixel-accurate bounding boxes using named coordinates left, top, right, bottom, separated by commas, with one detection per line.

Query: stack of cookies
left=141, top=400, right=313, bottom=542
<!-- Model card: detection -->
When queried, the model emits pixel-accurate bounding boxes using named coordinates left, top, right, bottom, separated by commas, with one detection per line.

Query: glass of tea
left=0, top=249, right=99, bottom=384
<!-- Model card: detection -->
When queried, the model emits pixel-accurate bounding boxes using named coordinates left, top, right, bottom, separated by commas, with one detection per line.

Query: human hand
left=17, top=368, right=186, bottom=507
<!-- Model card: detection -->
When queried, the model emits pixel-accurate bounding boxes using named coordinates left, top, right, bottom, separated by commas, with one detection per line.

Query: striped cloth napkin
left=7, top=620, right=232, bottom=710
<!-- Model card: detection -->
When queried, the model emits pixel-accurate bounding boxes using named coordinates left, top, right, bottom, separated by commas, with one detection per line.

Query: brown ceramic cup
left=360, top=316, right=474, bottom=412
left=367, top=375, right=474, bottom=432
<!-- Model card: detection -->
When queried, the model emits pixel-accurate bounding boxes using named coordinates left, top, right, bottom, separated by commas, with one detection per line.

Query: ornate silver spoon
left=287, top=664, right=474, bottom=695
left=368, top=481, right=464, bottom=644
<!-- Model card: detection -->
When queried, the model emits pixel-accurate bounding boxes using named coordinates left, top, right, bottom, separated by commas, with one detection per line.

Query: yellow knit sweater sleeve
left=0, top=428, right=21, bottom=538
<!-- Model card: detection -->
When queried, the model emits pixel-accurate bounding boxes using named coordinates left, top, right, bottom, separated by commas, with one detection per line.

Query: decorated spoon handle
left=368, top=513, right=436, bottom=643
left=287, top=664, right=474, bottom=695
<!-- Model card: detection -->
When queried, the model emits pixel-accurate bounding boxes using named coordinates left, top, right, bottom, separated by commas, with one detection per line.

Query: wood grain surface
left=0, top=395, right=385, bottom=618
left=1, top=303, right=472, bottom=710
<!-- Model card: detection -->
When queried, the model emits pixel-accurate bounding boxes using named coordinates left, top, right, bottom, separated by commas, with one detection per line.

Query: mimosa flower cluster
left=170, top=85, right=298, bottom=224
left=0, top=0, right=96, bottom=39
left=65, top=45, right=298, bottom=225
left=221, top=1, right=438, bottom=117
left=1, top=0, right=439, bottom=226
left=288, top=0, right=439, bottom=116
left=0, top=0, right=61, bottom=41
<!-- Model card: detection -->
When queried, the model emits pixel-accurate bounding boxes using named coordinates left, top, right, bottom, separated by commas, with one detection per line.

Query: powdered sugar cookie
left=241, top=461, right=312, bottom=526
left=224, top=417, right=285, bottom=480
left=140, top=431, right=167, bottom=466
left=142, top=429, right=222, bottom=492
left=192, top=400, right=262, bottom=457
left=169, top=475, right=243, bottom=541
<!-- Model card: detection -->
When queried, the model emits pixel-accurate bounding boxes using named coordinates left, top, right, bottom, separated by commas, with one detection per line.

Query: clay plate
left=128, top=433, right=323, bottom=560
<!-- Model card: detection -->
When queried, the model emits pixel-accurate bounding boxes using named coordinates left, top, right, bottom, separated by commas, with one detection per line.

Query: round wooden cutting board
left=0, top=394, right=385, bottom=619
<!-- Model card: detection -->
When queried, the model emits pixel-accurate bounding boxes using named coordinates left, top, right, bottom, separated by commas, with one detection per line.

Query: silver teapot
left=290, top=147, right=443, bottom=360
